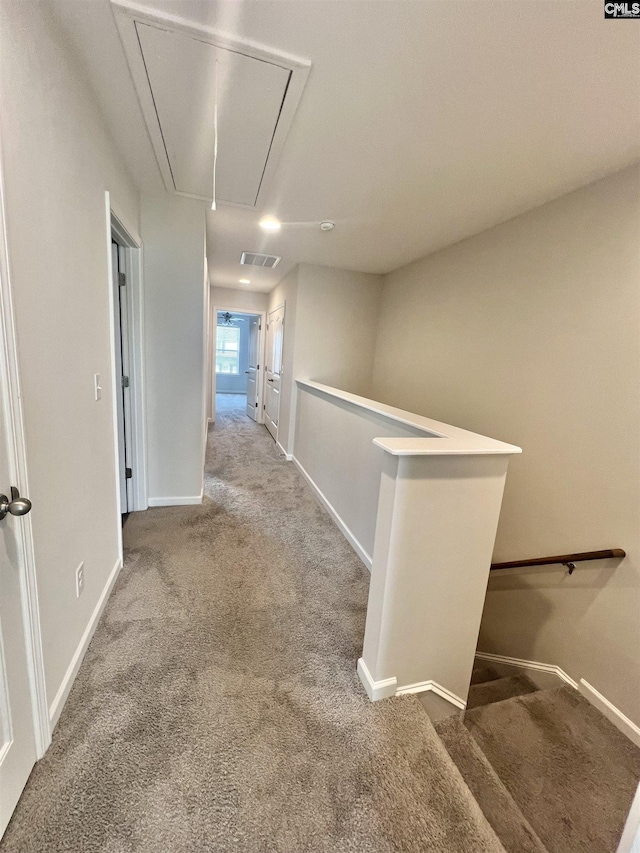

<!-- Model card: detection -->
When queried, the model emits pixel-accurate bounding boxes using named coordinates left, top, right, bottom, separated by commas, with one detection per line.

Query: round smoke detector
left=319, top=220, right=335, bottom=232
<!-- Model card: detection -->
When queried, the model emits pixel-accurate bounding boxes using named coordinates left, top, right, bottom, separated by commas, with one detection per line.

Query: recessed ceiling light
left=239, top=278, right=251, bottom=285
left=320, top=220, right=335, bottom=231
left=259, top=217, right=281, bottom=232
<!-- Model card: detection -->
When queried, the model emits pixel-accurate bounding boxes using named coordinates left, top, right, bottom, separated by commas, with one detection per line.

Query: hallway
left=0, top=402, right=503, bottom=852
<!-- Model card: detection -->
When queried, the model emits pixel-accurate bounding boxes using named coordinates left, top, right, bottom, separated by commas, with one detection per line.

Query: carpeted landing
left=436, top=665, right=640, bottom=853
left=1, top=403, right=506, bottom=853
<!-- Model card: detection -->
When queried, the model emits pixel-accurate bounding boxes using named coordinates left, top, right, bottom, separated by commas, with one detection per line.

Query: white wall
left=0, top=0, right=140, bottom=710
left=269, top=263, right=382, bottom=455
left=295, top=264, right=382, bottom=393
left=371, top=164, right=640, bottom=724
left=294, top=383, right=428, bottom=564
left=211, top=286, right=269, bottom=315
left=142, top=193, right=206, bottom=504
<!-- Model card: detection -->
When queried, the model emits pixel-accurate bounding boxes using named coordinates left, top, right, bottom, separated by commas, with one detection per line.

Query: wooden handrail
left=490, top=549, right=625, bottom=575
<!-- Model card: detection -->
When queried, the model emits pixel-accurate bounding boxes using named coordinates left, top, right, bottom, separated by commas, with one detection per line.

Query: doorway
left=213, top=310, right=263, bottom=422
left=109, top=210, right=147, bottom=519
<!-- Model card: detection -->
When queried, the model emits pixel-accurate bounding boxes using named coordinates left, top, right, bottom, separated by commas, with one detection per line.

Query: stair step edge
left=436, top=714, right=549, bottom=853
left=466, top=674, right=538, bottom=710
left=471, top=664, right=502, bottom=686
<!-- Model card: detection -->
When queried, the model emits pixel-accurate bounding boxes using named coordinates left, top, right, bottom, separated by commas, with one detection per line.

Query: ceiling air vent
left=240, top=252, right=281, bottom=269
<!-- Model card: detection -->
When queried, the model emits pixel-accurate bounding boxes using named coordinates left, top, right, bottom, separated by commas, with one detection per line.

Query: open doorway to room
left=213, top=310, right=264, bottom=422
left=109, top=208, right=147, bottom=524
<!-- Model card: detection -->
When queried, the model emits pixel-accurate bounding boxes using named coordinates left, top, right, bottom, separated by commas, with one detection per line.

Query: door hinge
left=259, top=324, right=262, bottom=330
left=121, top=375, right=130, bottom=388
left=125, top=467, right=132, bottom=479
left=118, top=272, right=126, bottom=287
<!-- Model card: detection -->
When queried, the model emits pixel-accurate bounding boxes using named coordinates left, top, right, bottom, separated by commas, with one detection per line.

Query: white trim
left=276, top=440, right=293, bottom=461
left=106, top=196, right=123, bottom=556
left=395, top=679, right=467, bottom=709
left=579, top=679, right=640, bottom=749
left=0, top=132, right=50, bottom=756
left=148, top=495, right=203, bottom=507
left=357, top=661, right=465, bottom=708
left=476, top=652, right=640, bottom=746
left=111, top=0, right=310, bottom=211
left=201, top=257, right=210, bottom=472
left=292, top=456, right=372, bottom=570
left=475, top=651, right=578, bottom=689
left=357, top=658, right=397, bottom=701
left=616, top=781, right=640, bottom=853
left=49, top=558, right=122, bottom=727
left=108, top=200, right=148, bottom=513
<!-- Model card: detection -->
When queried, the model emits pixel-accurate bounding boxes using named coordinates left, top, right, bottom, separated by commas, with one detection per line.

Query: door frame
left=211, top=304, right=266, bottom=424
left=107, top=197, right=148, bottom=526
left=0, top=137, right=49, bottom=759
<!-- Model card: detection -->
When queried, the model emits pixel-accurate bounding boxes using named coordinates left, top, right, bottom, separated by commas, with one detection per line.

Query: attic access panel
left=112, top=3, right=310, bottom=208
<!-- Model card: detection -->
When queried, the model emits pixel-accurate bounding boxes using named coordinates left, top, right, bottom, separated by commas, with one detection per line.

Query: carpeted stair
left=436, top=665, right=640, bottom=853
left=466, top=672, right=538, bottom=709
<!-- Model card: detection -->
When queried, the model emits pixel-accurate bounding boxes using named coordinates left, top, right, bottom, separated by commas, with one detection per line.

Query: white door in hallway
left=245, top=317, right=260, bottom=421
left=0, top=385, right=37, bottom=836
left=264, top=305, right=284, bottom=441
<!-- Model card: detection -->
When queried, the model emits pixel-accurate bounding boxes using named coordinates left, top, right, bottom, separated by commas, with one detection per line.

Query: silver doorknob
left=0, top=486, right=32, bottom=520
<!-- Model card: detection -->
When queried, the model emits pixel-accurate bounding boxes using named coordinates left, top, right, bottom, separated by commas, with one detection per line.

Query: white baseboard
left=475, top=651, right=578, bottom=688
left=357, top=658, right=466, bottom=709
left=579, top=679, right=640, bottom=749
left=49, top=557, right=122, bottom=727
left=396, top=679, right=466, bottom=710
left=292, top=456, right=373, bottom=571
left=276, top=440, right=293, bottom=461
left=476, top=651, right=640, bottom=747
left=357, top=658, right=397, bottom=701
left=148, top=495, right=203, bottom=507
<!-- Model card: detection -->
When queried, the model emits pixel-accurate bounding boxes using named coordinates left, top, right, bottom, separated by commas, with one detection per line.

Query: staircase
left=435, top=665, right=640, bottom=853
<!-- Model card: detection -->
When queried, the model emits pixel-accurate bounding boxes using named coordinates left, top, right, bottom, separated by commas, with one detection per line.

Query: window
left=215, top=325, right=241, bottom=374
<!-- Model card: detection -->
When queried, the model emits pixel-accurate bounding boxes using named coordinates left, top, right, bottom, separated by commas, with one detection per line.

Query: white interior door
left=264, top=305, right=284, bottom=441
left=0, top=383, right=37, bottom=836
left=245, top=317, right=260, bottom=421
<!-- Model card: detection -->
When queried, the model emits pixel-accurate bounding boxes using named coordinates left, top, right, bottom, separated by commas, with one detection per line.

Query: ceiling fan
left=219, top=311, right=247, bottom=326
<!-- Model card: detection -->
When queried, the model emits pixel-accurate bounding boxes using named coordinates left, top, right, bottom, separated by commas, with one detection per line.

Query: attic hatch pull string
left=211, top=59, right=219, bottom=212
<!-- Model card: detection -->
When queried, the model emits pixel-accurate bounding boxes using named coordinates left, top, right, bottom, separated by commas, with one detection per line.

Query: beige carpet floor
left=464, top=685, right=640, bottom=853
left=437, top=666, right=640, bottom=853
left=0, top=403, right=505, bottom=852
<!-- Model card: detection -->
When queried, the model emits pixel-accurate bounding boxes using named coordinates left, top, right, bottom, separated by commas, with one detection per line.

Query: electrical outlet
left=75, top=562, right=85, bottom=598
left=94, top=373, right=102, bottom=401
